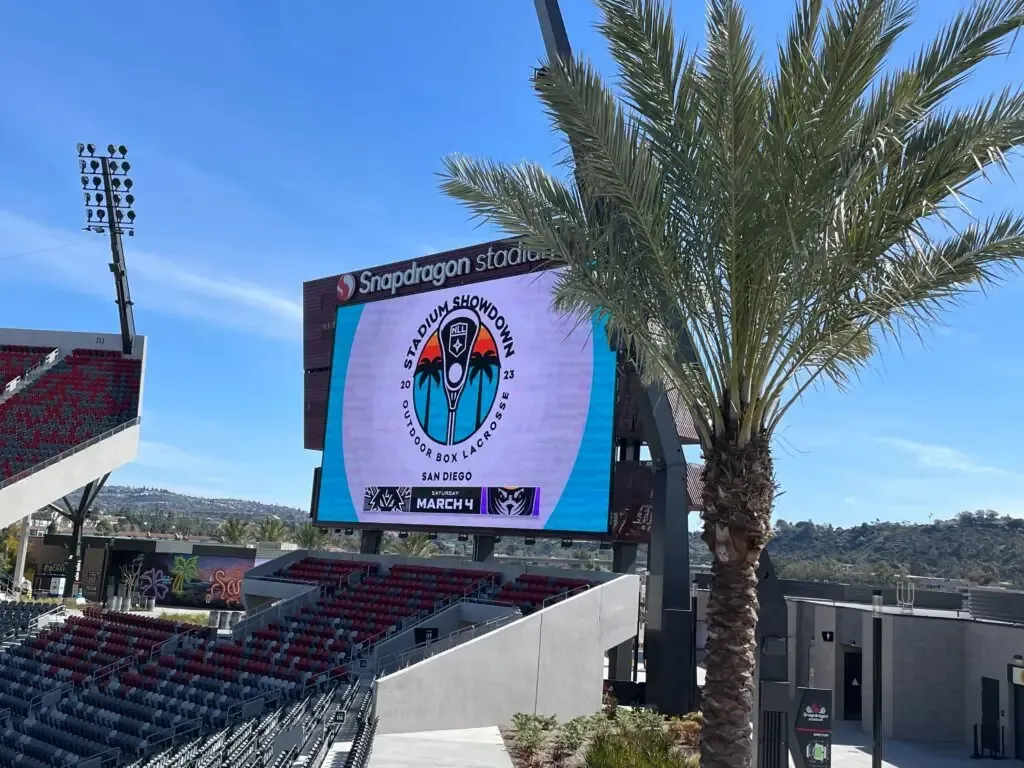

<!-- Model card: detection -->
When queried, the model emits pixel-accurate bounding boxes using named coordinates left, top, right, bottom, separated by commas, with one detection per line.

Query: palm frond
left=438, top=0, right=1024, bottom=452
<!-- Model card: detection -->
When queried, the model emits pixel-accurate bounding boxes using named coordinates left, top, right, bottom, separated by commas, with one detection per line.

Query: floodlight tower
left=77, top=143, right=138, bottom=356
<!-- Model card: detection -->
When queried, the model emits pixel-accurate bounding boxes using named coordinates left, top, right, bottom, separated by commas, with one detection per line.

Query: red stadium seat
left=0, top=348, right=141, bottom=481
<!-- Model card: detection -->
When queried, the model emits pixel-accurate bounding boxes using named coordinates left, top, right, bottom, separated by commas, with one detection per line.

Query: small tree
left=120, top=553, right=145, bottom=607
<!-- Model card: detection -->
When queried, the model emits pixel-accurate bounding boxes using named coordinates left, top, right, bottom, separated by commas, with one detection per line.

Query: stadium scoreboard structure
left=305, top=240, right=619, bottom=537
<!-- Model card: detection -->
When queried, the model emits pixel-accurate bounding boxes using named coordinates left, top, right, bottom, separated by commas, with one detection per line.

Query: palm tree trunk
left=475, top=377, right=484, bottom=428
left=424, top=381, right=432, bottom=431
left=700, top=432, right=775, bottom=768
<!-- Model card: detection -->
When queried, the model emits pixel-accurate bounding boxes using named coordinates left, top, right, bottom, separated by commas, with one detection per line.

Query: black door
left=844, top=652, right=863, bottom=720
left=982, top=677, right=1001, bottom=754
left=1014, top=683, right=1024, bottom=760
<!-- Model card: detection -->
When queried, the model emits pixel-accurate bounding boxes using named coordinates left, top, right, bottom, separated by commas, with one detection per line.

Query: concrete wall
left=891, top=615, right=965, bottom=743
left=0, top=425, right=141, bottom=530
left=963, top=621, right=1024, bottom=754
left=375, top=574, right=639, bottom=734
left=789, top=597, right=1024, bottom=751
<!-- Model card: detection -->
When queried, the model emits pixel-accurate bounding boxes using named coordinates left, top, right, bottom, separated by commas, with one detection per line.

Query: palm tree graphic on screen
left=414, top=308, right=500, bottom=445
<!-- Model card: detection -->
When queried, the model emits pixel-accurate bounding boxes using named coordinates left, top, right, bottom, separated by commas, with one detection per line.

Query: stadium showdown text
left=357, top=242, right=554, bottom=297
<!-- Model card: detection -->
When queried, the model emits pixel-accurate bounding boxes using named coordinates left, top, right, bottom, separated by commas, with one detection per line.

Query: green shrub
left=583, top=727, right=689, bottom=768
left=511, top=712, right=557, bottom=733
left=666, top=717, right=701, bottom=747
left=513, top=723, right=546, bottom=767
left=559, top=715, right=593, bottom=753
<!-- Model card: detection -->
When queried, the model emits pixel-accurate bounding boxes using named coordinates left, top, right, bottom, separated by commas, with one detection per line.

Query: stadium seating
left=259, top=562, right=500, bottom=649
left=0, top=601, right=53, bottom=638
left=0, top=345, right=54, bottom=389
left=269, top=557, right=374, bottom=587
left=493, top=572, right=594, bottom=612
left=0, top=561, right=576, bottom=766
left=0, top=348, right=142, bottom=481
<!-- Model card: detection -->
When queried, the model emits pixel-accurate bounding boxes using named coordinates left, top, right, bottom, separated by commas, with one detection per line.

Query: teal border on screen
left=317, top=303, right=617, bottom=534
left=318, top=303, right=364, bottom=524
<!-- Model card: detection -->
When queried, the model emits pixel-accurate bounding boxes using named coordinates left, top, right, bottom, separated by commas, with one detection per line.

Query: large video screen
left=316, top=269, right=617, bottom=534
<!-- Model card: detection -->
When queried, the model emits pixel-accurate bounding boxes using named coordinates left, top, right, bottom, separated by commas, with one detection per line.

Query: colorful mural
left=131, top=553, right=255, bottom=609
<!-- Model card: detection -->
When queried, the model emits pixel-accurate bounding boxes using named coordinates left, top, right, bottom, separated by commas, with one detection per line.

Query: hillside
left=768, top=511, right=1024, bottom=586
left=93, top=485, right=308, bottom=522
left=76, top=488, right=1024, bottom=586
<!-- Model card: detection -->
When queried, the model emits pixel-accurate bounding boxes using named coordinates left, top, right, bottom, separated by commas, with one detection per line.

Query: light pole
left=77, top=143, right=138, bottom=356
left=872, top=588, right=883, bottom=768
left=691, top=578, right=700, bottom=712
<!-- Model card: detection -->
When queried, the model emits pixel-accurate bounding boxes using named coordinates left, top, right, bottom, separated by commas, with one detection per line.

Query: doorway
left=843, top=651, right=863, bottom=720
left=1014, top=682, right=1024, bottom=761
left=982, top=677, right=1001, bottom=755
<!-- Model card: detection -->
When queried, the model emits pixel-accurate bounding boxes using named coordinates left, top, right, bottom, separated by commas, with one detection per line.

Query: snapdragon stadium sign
left=348, top=242, right=555, bottom=299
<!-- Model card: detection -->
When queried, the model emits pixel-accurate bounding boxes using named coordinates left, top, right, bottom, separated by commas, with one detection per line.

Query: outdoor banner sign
left=790, top=687, right=833, bottom=768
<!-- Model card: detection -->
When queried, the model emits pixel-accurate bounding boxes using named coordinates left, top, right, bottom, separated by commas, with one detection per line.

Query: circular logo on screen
left=401, top=299, right=515, bottom=460
left=336, top=273, right=356, bottom=303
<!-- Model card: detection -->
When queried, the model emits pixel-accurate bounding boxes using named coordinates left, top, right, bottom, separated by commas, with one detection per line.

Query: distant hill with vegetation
left=46, top=487, right=1024, bottom=587
left=768, top=511, right=1024, bottom=586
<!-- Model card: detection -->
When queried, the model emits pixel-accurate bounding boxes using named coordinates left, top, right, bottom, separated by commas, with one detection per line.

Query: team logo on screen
left=402, top=298, right=516, bottom=463
left=485, top=486, right=538, bottom=517
left=363, top=486, right=412, bottom=512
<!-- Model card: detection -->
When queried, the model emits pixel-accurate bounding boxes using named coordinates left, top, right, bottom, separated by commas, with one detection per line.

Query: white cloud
left=0, top=210, right=301, bottom=341
left=135, top=440, right=237, bottom=475
left=877, top=437, right=1015, bottom=477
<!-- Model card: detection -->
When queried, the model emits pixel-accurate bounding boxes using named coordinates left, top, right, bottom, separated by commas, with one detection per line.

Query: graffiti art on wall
left=129, top=553, right=255, bottom=609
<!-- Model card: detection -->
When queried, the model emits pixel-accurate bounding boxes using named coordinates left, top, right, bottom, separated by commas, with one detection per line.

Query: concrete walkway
left=829, top=724, right=980, bottom=768
left=368, top=727, right=513, bottom=768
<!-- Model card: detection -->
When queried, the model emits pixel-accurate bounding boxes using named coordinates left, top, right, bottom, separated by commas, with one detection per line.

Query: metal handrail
left=0, top=417, right=141, bottom=491
left=28, top=681, right=73, bottom=710
left=374, top=610, right=520, bottom=676
left=232, top=583, right=322, bottom=639
left=60, top=746, right=120, bottom=768
left=541, top=583, right=590, bottom=609
left=0, top=347, right=58, bottom=404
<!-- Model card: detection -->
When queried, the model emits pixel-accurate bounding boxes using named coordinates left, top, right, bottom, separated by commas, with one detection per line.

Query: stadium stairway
left=0, top=337, right=146, bottom=531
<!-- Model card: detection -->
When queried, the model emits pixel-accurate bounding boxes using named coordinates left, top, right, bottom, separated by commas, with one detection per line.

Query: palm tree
left=438, top=1, right=1024, bottom=764
left=383, top=533, right=438, bottom=558
left=293, top=522, right=329, bottom=550
left=414, top=355, right=443, bottom=431
left=169, top=554, right=199, bottom=596
left=217, top=517, right=253, bottom=545
left=468, top=349, right=500, bottom=428
left=254, top=516, right=290, bottom=543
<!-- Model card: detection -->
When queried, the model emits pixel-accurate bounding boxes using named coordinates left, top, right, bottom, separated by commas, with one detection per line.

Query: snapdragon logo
left=360, top=257, right=472, bottom=296
left=356, top=242, right=556, bottom=297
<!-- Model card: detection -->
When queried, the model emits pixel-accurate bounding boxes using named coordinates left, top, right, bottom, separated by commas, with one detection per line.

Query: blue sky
left=1, top=1, right=1022, bottom=526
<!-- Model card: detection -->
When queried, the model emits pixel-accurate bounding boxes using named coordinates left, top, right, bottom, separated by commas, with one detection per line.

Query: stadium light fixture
left=76, top=142, right=137, bottom=356
left=78, top=143, right=136, bottom=238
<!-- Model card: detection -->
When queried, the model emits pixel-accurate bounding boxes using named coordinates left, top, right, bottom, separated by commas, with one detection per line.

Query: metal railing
left=542, top=583, right=590, bottom=609
left=232, top=583, right=322, bottom=639
left=60, top=746, right=120, bottom=768
left=0, top=347, right=59, bottom=405
left=0, top=417, right=141, bottom=491
left=374, top=610, right=521, bottom=676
